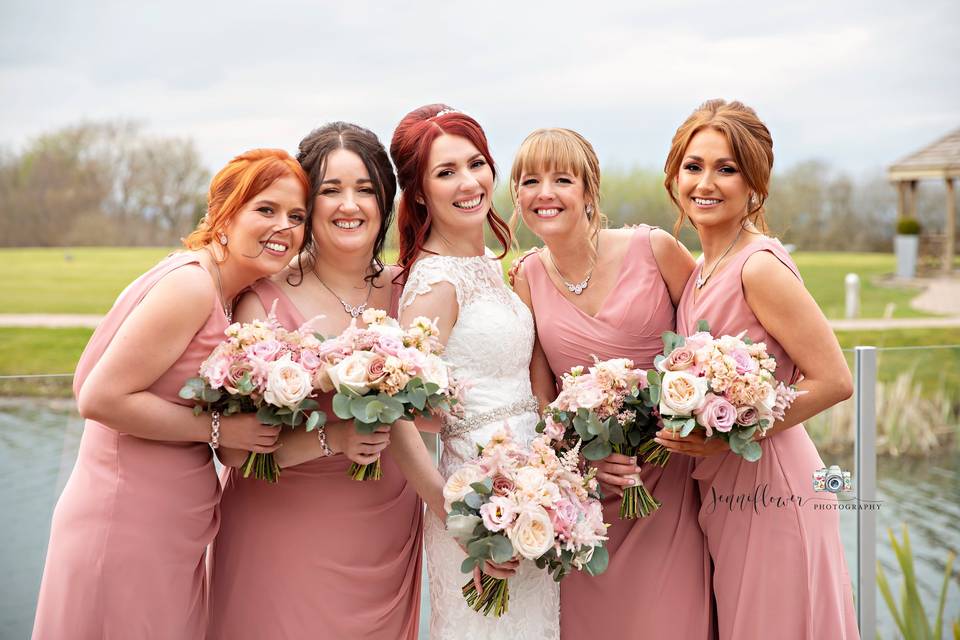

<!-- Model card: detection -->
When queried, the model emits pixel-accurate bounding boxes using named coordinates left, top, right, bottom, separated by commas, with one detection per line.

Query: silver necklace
left=695, top=226, right=744, bottom=290
left=209, top=254, right=233, bottom=322
left=313, top=269, right=373, bottom=318
left=550, top=237, right=599, bottom=296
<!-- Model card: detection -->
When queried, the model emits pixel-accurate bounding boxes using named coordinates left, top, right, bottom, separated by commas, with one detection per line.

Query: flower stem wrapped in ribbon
left=538, top=357, right=663, bottom=519
left=445, top=428, right=608, bottom=617
left=317, top=309, right=462, bottom=481
left=179, top=304, right=326, bottom=483
left=647, top=320, right=803, bottom=461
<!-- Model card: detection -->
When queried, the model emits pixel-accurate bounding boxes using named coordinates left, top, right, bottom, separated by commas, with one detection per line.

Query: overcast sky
left=2, top=0, right=958, bottom=178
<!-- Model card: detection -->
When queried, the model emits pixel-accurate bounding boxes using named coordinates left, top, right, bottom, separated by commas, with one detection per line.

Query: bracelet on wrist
left=316, top=424, right=333, bottom=457
left=210, top=410, right=221, bottom=449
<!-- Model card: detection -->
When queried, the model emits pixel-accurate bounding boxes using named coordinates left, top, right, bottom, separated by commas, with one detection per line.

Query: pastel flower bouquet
left=179, top=306, right=326, bottom=482
left=316, top=308, right=461, bottom=481
left=648, top=320, right=803, bottom=461
left=445, top=427, right=609, bottom=617
left=538, top=358, right=664, bottom=519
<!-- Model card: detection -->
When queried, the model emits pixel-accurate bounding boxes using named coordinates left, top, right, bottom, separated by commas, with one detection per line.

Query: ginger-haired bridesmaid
left=508, top=127, right=713, bottom=639
left=656, top=99, right=859, bottom=639
left=33, top=149, right=309, bottom=639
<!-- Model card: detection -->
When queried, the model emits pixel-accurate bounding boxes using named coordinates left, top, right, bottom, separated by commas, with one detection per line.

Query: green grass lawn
left=0, top=247, right=175, bottom=314
left=836, top=328, right=960, bottom=394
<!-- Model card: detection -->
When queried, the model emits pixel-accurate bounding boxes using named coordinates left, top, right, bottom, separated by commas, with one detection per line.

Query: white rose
left=327, top=351, right=376, bottom=395
left=659, top=370, right=709, bottom=416
left=446, top=514, right=482, bottom=545
left=421, top=354, right=450, bottom=391
left=263, top=354, right=312, bottom=409
left=443, top=464, right=487, bottom=512
left=508, top=505, right=555, bottom=560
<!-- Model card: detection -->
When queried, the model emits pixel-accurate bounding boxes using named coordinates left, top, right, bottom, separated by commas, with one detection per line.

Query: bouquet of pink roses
left=444, top=427, right=609, bottom=617
left=647, top=320, right=802, bottom=461
left=179, top=306, right=326, bottom=482
left=316, top=308, right=461, bottom=481
left=538, top=357, right=663, bottom=519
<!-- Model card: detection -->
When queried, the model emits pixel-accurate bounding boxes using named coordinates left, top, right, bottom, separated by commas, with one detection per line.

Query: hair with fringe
left=295, top=122, right=397, bottom=286
left=183, top=149, right=310, bottom=257
left=509, top=127, right=607, bottom=244
left=663, top=99, right=774, bottom=235
left=389, top=104, right=510, bottom=283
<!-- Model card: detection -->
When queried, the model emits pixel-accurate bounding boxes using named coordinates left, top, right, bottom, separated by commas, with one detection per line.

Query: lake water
left=2, top=398, right=958, bottom=639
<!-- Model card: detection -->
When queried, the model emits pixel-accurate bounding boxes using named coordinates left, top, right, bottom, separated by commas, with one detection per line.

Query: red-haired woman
left=657, top=100, right=859, bottom=639
left=32, top=149, right=309, bottom=640
left=386, top=104, right=560, bottom=639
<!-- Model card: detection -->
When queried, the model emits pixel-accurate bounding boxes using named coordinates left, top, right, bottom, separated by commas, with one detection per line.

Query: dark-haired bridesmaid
left=656, top=99, right=859, bottom=639
left=208, top=123, right=423, bottom=640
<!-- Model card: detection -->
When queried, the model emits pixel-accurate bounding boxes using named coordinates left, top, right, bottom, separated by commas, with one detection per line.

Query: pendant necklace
left=550, top=236, right=599, bottom=296
left=696, top=225, right=744, bottom=290
left=209, top=253, right=233, bottom=322
left=314, top=269, right=373, bottom=318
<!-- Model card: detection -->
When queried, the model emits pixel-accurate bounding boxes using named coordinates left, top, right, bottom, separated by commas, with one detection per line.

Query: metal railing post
left=855, top=346, right=877, bottom=638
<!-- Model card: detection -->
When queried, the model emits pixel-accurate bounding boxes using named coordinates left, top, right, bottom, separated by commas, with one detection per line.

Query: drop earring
left=218, top=233, right=228, bottom=245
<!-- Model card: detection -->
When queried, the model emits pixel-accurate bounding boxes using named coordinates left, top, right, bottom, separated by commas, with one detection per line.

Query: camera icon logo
left=813, top=465, right=852, bottom=494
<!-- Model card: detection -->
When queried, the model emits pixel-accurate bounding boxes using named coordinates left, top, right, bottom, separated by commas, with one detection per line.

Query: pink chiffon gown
left=32, top=253, right=226, bottom=640
left=677, top=236, right=859, bottom=640
left=207, top=275, right=424, bottom=640
left=520, top=225, right=714, bottom=639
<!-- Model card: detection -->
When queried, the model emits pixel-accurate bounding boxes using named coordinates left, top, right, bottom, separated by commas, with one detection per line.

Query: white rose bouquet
left=647, top=320, right=803, bottom=461
left=317, top=309, right=462, bottom=481
left=538, top=357, right=663, bottom=519
left=179, top=304, right=326, bottom=482
left=445, top=427, right=608, bottom=617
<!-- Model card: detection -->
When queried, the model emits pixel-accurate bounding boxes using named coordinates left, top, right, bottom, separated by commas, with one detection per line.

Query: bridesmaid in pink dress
left=655, top=100, right=859, bottom=639
left=509, top=128, right=714, bottom=639
left=208, top=123, right=424, bottom=640
left=32, top=149, right=309, bottom=639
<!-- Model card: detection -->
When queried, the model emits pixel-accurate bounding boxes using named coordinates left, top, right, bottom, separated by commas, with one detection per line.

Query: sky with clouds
left=2, top=0, right=957, bottom=178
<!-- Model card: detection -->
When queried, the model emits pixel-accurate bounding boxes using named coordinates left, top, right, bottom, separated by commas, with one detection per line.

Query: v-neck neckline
left=537, top=229, right=639, bottom=322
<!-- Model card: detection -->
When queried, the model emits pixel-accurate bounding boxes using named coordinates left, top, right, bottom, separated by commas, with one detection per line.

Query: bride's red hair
left=390, top=104, right=511, bottom=283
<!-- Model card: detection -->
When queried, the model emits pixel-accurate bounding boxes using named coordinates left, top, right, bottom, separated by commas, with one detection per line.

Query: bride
left=387, top=104, right=560, bottom=639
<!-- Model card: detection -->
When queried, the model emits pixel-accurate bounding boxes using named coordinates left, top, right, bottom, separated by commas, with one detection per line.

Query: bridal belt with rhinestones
left=441, top=396, right=540, bottom=439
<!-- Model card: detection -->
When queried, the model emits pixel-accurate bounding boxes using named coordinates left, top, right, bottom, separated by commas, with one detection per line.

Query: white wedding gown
left=400, top=250, right=560, bottom=640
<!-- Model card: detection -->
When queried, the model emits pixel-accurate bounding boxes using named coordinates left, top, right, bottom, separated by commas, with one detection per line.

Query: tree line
left=1, top=119, right=951, bottom=251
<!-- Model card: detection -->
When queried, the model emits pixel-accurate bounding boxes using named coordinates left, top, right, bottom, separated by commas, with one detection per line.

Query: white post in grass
left=855, top=346, right=877, bottom=639
left=845, top=273, right=860, bottom=319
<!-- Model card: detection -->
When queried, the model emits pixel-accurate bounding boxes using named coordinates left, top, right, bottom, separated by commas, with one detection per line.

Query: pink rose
left=543, top=416, right=565, bottom=441
left=662, top=345, right=696, bottom=372
left=299, top=349, right=322, bottom=371
left=573, top=380, right=604, bottom=409
left=549, top=498, right=578, bottom=537
left=731, top=349, right=758, bottom=375
left=491, top=474, right=516, bottom=497
left=685, top=331, right=713, bottom=351
left=397, top=346, right=427, bottom=373
left=480, top=495, right=517, bottom=533
left=203, top=356, right=230, bottom=389
left=246, top=339, right=282, bottom=362
left=694, top=394, right=737, bottom=436
left=736, top=405, right=759, bottom=426
left=377, top=335, right=403, bottom=357
left=224, top=359, right=253, bottom=394
left=366, top=355, right=387, bottom=383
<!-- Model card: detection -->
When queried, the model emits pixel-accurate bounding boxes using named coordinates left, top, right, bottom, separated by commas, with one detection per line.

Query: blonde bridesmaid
left=208, top=123, right=423, bottom=639
left=656, top=99, right=859, bottom=639
left=32, top=149, right=308, bottom=639
left=509, top=128, right=714, bottom=639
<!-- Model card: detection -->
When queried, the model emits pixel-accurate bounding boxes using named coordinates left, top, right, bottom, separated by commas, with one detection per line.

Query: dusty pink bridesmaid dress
left=32, top=253, right=226, bottom=640
left=677, top=236, right=859, bottom=640
left=207, top=275, right=424, bottom=640
left=520, top=225, right=714, bottom=639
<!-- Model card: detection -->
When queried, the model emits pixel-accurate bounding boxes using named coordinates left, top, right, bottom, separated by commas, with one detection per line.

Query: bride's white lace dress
left=400, top=250, right=560, bottom=640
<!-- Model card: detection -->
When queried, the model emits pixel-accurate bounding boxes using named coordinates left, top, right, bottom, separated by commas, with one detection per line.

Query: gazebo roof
left=888, top=127, right=960, bottom=181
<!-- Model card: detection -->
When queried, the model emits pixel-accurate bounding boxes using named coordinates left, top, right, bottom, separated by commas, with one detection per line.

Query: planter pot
left=895, top=234, right=919, bottom=278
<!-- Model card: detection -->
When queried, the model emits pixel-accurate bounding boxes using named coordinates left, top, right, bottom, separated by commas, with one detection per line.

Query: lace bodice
left=400, top=250, right=538, bottom=472
left=401, top=249, right=559, bottom=639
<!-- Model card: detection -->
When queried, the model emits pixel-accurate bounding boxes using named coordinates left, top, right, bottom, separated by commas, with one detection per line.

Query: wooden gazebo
left=888, top=127, right=960, bottom=273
